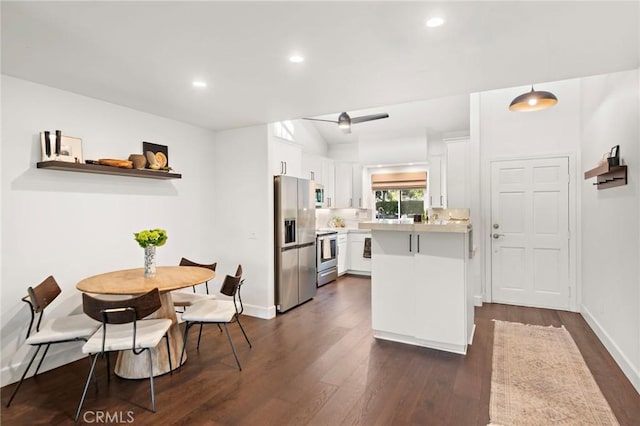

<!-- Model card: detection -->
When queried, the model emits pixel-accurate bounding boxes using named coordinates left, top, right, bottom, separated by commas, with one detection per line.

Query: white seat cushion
left=26, top=314, right=101, bottom=345
left=82, top=319, right=172, bottom=354
left=171, top=291, right=216, bottom=307
left=181, top=300, right=236, bottom=323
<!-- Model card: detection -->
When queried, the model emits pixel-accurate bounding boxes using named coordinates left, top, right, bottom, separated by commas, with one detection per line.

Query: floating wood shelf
left=584, top=164, right=626, bottom=190
left=37, top=161, right=182, bottom=180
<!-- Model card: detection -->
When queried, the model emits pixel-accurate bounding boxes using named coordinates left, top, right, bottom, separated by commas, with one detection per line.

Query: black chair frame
left=6, top=294, right=89, bottom=408
left=180, top=270, right=251, bottom=371
left=75, top=289, right=172, bottom=422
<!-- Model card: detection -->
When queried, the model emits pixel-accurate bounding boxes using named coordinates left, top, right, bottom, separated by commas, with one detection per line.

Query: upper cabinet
left=301, top=153, right=323, bottom=182
left=334, top=162, right=354, bottom=208
left=333, top=162, right=366, bottom=209
left=352, top=163, right=364, bottom=208
left=428, top=155, right=445, bottom=208
left=271, top=138, right=302, bottom=178
left=322, top=158, right=335, bottom=207
left=445, top=138, right=470, bottom=208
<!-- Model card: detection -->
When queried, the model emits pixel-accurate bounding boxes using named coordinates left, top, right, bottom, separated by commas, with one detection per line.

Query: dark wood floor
left=2, top=276, right=639, bottom=425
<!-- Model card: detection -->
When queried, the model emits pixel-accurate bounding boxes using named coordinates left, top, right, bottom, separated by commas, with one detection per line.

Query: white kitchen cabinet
left=334, top=162, right=354, bottom=208
left=271, top=139, right=301, bottom=177
left=427, top=155, right=446, bottom=208
left=370, top=229, right=473, bottom=354
left=371, top=231, right=415, bottom=336
left=352, top=164, right=364, bottom=208
left=445, top=138, right=470, bottom=208
left=348, top=232, right=371, bottom=275
left=337, top=233, right=348, bottom=275
left=301, top=153, right=323, bottom=183
left=322, top=158, right=335, bottom=208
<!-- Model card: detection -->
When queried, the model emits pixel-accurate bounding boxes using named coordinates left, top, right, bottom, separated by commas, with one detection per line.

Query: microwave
left=315, top=184, right=324, bottom=208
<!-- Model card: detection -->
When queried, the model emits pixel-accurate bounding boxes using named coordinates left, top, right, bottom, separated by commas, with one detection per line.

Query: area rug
left=489, top=320, right=619, bottom=425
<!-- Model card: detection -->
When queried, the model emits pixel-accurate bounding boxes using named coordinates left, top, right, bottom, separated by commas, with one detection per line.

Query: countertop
left=316, top=227, right=371, bottom=234
left=358, top=221, right=471, bottom=234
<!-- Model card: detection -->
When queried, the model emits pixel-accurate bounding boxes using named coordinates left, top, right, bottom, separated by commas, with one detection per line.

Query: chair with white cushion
left=5, top=276, right=100, bottom=408
left=171, top=258, right=217, bottom=308
left=75, top=288, right=172, bottom=422
left=179, top=265, right=251, bottom=370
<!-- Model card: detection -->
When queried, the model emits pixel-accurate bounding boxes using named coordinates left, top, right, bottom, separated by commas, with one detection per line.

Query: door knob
left=492, top=233, right=504, bottom=239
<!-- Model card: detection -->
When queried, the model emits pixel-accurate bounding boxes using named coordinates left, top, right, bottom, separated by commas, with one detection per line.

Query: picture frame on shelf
left=142, top=141, right=169, bottom=169
left=40, top=132, right=83, bottom=163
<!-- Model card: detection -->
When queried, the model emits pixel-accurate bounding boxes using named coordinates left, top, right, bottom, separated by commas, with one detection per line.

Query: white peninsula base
left=362, top=223, right=475, bottom=355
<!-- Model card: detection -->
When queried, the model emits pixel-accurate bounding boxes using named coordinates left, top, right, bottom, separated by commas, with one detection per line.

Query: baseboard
left=373, top=330, right=468, bottom=355
left=243, top=303, right=276, bottom=320
left=474, top=295, right=483, bottom=307
left=581, top=304, right=640, bottom=394
left=1, top=344, right=86, bottom=387
left=345, top=270, right=371, bottom=277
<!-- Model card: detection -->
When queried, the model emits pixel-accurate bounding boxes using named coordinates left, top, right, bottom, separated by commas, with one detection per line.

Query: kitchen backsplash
left=316, top=208, right=373, bottom=229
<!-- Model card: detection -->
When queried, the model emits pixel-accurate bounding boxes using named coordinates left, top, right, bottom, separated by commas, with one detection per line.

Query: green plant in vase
left=134, top=228, right=167, bottom=277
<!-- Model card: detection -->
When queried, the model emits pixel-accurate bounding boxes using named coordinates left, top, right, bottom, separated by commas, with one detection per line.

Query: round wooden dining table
left=77, top=266, right=215, bottom=379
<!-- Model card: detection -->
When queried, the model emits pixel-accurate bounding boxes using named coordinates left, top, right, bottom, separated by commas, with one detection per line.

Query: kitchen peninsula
left=359, top=221, right=474, bottom=354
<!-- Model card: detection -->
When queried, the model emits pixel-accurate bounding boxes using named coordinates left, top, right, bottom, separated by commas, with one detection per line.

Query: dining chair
left=179, top=265, right=251, bottom=371
left=171, top=258, right=217, bottom=307
left=6, top=276, right=100, bottom=408
left=75, top=288, right=172, bottom=422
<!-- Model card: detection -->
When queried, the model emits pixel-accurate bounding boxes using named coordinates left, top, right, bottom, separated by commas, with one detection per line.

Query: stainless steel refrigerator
left=274, top=175, right=317, bottom=313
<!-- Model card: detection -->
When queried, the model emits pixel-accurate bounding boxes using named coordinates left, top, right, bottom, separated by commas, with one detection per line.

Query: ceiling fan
left=303, top=111, right=389, bottom=133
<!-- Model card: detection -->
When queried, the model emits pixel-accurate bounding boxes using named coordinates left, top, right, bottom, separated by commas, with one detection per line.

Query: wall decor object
left=142, top=141, right=169, bottom=170
left=40, top=131, right=83, bottom=163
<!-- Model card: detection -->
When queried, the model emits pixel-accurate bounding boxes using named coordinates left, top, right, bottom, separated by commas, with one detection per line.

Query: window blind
left=371, top=172, right=427, bottom=190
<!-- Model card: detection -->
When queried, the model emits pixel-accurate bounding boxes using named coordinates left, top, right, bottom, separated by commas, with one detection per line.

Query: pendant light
left=509, top=86, right=558, bottom=112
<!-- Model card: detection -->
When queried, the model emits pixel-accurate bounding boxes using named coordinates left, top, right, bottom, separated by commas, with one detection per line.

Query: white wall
left=476, top=69, right=640, bottom=393
left=328, top=143, right=359, bottom=163
left=213, top=125, right=275, bottom=319
left=477, top=78, right=581, bottom=311
left=292, top=120, right=328, bottom=156
left=0, top=75, right=217, bottom=386
left=579, top=69, right=639, bottom=393
left=359, top=134, right=428, bottom=166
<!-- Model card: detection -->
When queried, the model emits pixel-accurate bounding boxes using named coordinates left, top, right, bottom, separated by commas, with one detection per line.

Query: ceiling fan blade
left=350, top=113, right=389, bottom=124
left=302, top=118, right=338, bottom=124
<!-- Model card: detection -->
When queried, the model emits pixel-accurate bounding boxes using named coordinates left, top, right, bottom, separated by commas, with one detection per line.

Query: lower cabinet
left=337, top=234, right=348, bottom=275
left=348, top=232, right=371, bottom=275
left=370, top=230, right=473, bottom=354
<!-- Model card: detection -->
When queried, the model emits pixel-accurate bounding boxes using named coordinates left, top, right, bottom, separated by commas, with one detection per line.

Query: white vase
left=144, top=245, right=156, bottom=278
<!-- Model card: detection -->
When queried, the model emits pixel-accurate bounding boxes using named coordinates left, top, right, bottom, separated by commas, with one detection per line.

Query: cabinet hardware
left=310, top=171, right=314, bottom=180
left=409, top=234, right=412, bottom=252
left=284, top=161, right=287, bottom=175
left=349, top=198, right=352, bottom=207
left=440, top=195, right=443, bottom=205
left=417, top=234, right=420, bottom=252
left=492, top=233, right=504, bottom=239
left=429, top=195, right=432, bottom=205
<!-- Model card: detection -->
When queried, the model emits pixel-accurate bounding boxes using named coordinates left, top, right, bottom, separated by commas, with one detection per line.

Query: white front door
left=490, top=157, right=570, bottom=310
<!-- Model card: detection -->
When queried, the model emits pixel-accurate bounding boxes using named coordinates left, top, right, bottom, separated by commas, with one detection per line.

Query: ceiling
left=2, top=1, right=638, bottom=139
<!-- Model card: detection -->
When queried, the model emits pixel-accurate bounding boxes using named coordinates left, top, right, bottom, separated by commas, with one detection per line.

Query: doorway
left=489, top=156, right=573, bottom=310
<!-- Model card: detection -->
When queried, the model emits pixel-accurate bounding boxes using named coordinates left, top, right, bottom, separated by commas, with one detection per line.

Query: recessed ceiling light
left=192, top=81, right=207, bottom=88
left=289, top=55, right=305, bottom=63
left=426, top=17, right=445, bottom=28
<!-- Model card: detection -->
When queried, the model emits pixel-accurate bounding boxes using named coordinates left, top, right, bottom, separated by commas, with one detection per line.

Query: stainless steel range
left=316, top=231, right=338, bottom=286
